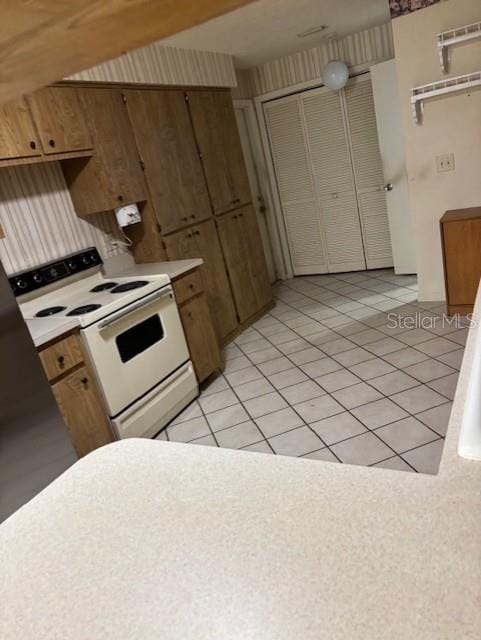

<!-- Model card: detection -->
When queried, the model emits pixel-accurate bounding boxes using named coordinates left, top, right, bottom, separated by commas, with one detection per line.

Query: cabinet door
left=180, top=295, right=222, bottom=383
left=217, top=211, right=257, bottom=323
left=124, top=90, right=211, bottom=234
left=240, top=205, right=272, bottom=310
left=52, top=365, right=114, bottom=457
left=0, top=97, right=41, bottom=160
left=163, top=221, right=238, bottom=341
left=192, top=220, right=238, bottom=341
left=187, top=90, right=251, bottom=215
left=28, top=87, right=93, bottom=155
left=62, top=88, right=146, bottom=216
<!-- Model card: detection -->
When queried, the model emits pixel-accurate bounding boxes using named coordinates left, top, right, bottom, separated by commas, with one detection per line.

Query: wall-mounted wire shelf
left=410, top=71, right=481, bottom=124
left=437, top=21, right=481, bottom=72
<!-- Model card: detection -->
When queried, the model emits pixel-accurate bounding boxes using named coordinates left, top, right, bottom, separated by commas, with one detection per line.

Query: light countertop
left=105, top=254, right=203, bottom=281
left=25, top=317, right=79, bottom=348
left=2, top=291, right=481, bottom=638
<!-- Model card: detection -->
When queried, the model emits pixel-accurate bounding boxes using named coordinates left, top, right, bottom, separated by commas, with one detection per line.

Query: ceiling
left=161, top=0, right=391, bottom=68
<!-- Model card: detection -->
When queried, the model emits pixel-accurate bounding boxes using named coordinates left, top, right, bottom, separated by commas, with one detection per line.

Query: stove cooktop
left=20, top=271, right=170, bottom=328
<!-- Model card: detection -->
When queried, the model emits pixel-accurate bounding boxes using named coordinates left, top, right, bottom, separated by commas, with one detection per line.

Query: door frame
left=233, top=98, right=285, bottom=281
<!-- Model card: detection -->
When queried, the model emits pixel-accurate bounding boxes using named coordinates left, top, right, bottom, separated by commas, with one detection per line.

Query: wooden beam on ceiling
left=0, top=0, right=254, bottom=103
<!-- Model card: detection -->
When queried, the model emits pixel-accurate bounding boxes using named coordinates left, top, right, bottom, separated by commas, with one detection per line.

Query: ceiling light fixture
left=297, top=24, right=329, bottom=38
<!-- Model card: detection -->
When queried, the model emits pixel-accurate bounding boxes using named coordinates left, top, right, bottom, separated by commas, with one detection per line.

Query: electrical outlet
left=436, top=153, right=455, bottom=173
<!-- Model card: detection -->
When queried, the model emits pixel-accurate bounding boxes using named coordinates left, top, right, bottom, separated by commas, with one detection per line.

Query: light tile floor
left=159, top=269, right=467, bottom=474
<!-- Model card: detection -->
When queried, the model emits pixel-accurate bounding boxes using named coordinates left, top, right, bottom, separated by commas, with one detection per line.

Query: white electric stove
left=12, top=248, right=198, bottom=440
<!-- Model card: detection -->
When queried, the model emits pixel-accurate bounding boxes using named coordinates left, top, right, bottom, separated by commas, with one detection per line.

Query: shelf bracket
left=410, top=71, right=481, bottom=125
left=437, top=21, right=481, bottom=73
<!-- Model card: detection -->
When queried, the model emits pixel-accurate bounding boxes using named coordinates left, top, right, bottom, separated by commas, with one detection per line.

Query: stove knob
left=89, top=253, right=97, bottom=263
left=67, top=260, right=77, bottom=270
left=81, top=256, right=90, bottom=265
left=16, top=278, right=28, bottom=290
left=33, top=273, right=43, bottom=284
left=50, top=267, right=59, bottom=278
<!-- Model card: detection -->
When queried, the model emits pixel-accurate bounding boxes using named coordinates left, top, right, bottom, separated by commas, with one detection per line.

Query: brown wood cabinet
left=62, top=88, right=147, bottom=216
left=38, top=332, right=114, bottom=457
left=217, top=205, right=272, bottom=323
left=441, top=207, right=481, bottom=315
left=27, top=87, right=93, bottom=155
left=164, top=219, right=238, bottom=342
left=187, top=90, right=251, bottom=215
left=0, top=97, right=42, bottom=161
left=173, top=270, right=222, bottom=383
left=124, top=89, right=211, bottom=234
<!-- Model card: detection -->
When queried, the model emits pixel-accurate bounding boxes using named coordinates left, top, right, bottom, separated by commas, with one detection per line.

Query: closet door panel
left=320, top=193, right=366, bottom=272
left=301, top=88, right=365, bottom=272
left=263, top=96, right=327, bottom=275
left=344, top=78, right=393, bottom=268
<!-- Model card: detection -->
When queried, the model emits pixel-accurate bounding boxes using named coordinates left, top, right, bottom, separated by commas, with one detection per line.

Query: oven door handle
left=97, top=286, right=174, bottom=329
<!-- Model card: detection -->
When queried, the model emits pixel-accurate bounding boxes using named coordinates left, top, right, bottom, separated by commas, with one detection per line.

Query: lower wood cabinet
left=173, top=270, right=222, bottom=383
left=38, top=332, right=114, bottom=457
left=52, top=365, right=113, bottom=458
left=164, top=219, right=238, bottom=343
left=441, top=207, right=481, bottom=315
left=217, top=204, right=272, bottom=323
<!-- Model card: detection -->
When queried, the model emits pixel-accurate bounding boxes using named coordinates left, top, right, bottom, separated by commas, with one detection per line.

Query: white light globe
left=323, top=61, right=349, bottom=90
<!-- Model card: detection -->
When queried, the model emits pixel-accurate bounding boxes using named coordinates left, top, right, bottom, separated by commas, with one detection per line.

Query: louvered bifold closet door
left=263, top=95, right=328, bottom=275
left=301, top=87, right=366, bottom=272
left=344, top=76, right=393, bottom=269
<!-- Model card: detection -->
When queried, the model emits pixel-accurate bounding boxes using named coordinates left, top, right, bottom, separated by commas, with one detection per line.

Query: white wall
left=392, top=0, right=481, bottom=300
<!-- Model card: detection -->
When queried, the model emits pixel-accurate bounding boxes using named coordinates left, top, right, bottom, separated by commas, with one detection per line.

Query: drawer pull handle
left=30, top=140, right=36, bottom=150
left=57, top=355, right=65, bottom=366
left=48, top=139, right=55, bottom=148
left=81, top=377, right=88, bottom=386
left=189, top=284, right=194, bottom=289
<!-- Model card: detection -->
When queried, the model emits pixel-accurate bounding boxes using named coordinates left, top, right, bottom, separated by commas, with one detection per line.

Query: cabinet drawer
left=39, top=333, right=83, bottom=381
left=173, top=270, right=204, bottom=305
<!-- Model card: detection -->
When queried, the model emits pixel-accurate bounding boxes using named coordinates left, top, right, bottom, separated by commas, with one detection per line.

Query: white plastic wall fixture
left=410, top=71, right=481, bottom=124
left=437, top=21, right=481, bottom=73
left=458, top=289, right=481, bottom=462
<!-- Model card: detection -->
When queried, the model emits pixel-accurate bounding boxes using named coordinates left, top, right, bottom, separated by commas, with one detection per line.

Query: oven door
left=81, top=285, right=190, bottom=417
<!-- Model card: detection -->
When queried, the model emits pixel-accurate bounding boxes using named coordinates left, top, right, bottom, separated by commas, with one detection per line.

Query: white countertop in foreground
left=25, top=317, right=79, bottom=348
left=2, top=291, right=481, bottom=639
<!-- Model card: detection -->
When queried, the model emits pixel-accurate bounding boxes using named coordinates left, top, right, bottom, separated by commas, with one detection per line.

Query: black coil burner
left=110, top=280, right=149, bottom=293
left=35, top=306, right=66, bottom=317
left=90, top=282, right=118, bottom=293
left=67, top=304, right=102, bottom=316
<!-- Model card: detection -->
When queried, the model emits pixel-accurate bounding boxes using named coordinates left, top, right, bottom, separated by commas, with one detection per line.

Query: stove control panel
left=9, top=247, right=103, bottom=296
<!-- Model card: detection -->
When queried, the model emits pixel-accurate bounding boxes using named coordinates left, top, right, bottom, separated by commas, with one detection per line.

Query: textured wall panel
left=0, top=163, right=126, bottom=275
left=250, top=22, right=394, bottom=96
left=69, top=44, right=237, bottom=87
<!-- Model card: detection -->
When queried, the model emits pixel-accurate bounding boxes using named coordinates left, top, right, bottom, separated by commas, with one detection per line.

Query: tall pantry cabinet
left=123, top=88, right=272, bottom=343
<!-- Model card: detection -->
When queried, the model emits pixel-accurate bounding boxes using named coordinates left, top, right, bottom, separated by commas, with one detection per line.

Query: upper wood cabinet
left=186, top=90, right=252, bottom=215
left=62, top=88, right=147, bottom=216
left=163, top=219, right=238, bottom=343
left=0, top=97, right=42, bottom=161
left=217, top=205, right=272, bottom=322
left=27, top=87, right=93, bottom=155
left=124, top=90, right=212, bottom=235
